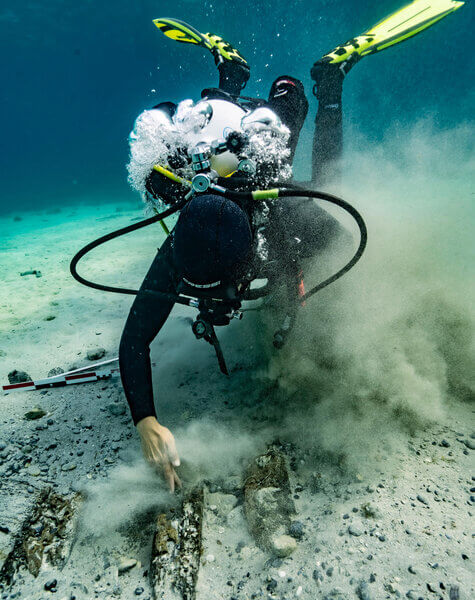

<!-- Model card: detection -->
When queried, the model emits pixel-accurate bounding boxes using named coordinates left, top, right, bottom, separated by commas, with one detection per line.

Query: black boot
left=310, top=60, right=346, bottom=104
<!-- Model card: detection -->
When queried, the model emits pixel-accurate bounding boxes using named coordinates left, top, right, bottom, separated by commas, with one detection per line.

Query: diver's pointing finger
left=168, top=471, right=175, bottom=493
left=163, top=463, right=175, bottom=493
left=167, top=440, right=181, bottom=468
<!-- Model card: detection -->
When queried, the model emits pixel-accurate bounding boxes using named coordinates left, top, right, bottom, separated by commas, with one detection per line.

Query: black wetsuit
left=120, top=62, right=345, bottom=425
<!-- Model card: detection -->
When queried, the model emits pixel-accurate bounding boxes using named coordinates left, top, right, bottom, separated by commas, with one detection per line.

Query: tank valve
left=192, top=174, right=211, bottom=193
left=191, top=143, right=211, bottom=172
left=238, top=158, right=256, bottom=175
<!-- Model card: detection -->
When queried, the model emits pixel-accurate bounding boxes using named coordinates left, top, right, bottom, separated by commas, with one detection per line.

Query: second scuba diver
left=119, top=1, right=465, bottom=491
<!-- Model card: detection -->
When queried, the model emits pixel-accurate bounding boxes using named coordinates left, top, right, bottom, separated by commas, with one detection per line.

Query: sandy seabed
left=0, top=145, right=474, bottom=600
left=0, top=198, right=166, bottom=380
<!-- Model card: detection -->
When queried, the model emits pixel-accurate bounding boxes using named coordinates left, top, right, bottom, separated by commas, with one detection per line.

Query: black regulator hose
left=70, top=201, right=185, bottom=296
left=217, top=185, right=368, bottom=302
left=70, top=187, right=367, bottom=305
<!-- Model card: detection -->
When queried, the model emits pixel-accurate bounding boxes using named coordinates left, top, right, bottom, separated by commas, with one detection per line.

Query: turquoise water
left=1, top=0, right=473, bottom=213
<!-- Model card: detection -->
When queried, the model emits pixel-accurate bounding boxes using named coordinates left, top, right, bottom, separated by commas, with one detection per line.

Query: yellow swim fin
left=315, top=0, right=464, bottom=75
left=153, top=18, right=211, bottom=49
left=153, top=17, right=248, bottom=67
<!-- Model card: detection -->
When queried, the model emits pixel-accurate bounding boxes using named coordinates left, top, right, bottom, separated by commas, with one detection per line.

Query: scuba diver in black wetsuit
left=120, top=42, right=345, bottom=492
left=117, top=3, right=465, bottom=490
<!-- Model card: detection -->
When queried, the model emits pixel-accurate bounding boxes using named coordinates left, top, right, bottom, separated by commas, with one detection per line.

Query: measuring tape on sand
left=2, top=358, right=121, bottom=394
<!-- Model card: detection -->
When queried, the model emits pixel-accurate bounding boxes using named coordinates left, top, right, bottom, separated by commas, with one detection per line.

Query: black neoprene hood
left=172, top=194, right=253, bottom=287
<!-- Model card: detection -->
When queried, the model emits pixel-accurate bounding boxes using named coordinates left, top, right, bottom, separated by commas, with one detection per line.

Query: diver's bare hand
left=136, top=416, right=181, bottom=492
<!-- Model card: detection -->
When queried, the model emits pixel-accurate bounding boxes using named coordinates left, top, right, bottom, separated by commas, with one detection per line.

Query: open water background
left=1, top=0, right=473, bottom=213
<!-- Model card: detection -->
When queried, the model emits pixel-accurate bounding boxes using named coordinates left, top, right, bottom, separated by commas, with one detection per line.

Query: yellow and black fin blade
left=320, top=0, right=464, bottom=66
left=153, top=17, right=212, bottom=50
left=203, top=33, right=248, bottom=66
left=153, top=17, right=248, bottom=67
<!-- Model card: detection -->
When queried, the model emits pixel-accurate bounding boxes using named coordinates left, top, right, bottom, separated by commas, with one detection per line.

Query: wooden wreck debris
left=150, top=487, right=203, bottom=600
left=0, top=488, right=82, bottom=586
left=176, top=487, right=203, bottom=599
left=150, top=512, right=182, bottom=600
left=243, top=448, right=296, bottom=555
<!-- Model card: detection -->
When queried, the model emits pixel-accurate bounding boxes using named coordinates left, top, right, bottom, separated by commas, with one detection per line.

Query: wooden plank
left=243, top=448, right=296, bottom=554
left=151, top=487, right=203, bottom=600
left=0, top=488, right=81, bottom=586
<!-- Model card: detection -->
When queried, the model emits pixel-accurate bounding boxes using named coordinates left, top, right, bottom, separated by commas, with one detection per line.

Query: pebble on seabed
left=44, top=578, right=57, bottom=591
left=348, top=524, right=364, bottom=537
left=118, top=557, right=137, bottom=574
left=289, top=520, right=305, bottom=540
left=271, top=534, right=297, bottom=557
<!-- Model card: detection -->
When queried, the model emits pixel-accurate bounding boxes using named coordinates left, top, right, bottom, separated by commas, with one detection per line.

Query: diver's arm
left=119, top=294, right=172, bottom=420
left=119, top=237, right=176, bottom=424
left=119, top=237, right=181, bottom=490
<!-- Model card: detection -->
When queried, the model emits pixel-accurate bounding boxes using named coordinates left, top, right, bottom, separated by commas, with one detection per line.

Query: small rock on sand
left=271, top=534, right=297, bottom=557
left=61, top=462, right=77, bottom=472
left=87, top=348, right=106, bottom=361
left=356, top=580, right=373, bottom=600
left=118, top=557, right=137, bottom=574
left=348, top=524, right=364, bottom=537
left=24, top=407, right=46, bottom=420
left=47, top=367, right=64, bottom=377
left=361, top=502, right=382, bottom=519
left=44, top=579, right=57, bottom=591
left=8, top=370, right=32, bottom=384
left=289, top=520, right=305, bottom=540
left=107, top=403, right=126, bottom=416
left=207, top=491, right=238, bottom=516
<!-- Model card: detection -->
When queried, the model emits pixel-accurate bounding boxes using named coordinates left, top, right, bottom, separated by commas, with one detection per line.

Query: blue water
left=1, top=0, right=473, bottom=213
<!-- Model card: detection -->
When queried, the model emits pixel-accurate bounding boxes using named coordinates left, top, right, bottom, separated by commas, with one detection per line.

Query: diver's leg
left=310, top=65, right=344, bottom=186
left=119, top=237, right=176, bottom=425
left=153, top=19, right=250, bottom=96
left=309, top=0, right=465, bottom=185
left=267, top=76, right=309, bottom=162
left=265, top=75, right=348, bottom=280
left=217, top=61, right=250, bottom=95
left=203, top=32, right=250, bottom=95
left=265, top=70, right=343, bottom=184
